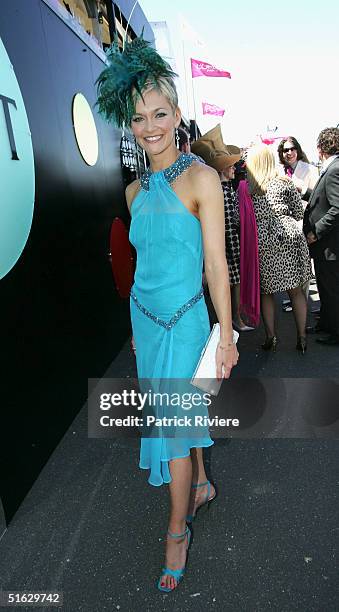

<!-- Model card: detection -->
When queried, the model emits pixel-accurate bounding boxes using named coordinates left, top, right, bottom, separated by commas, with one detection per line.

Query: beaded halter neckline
left=140, top=153, right=196, bottom=192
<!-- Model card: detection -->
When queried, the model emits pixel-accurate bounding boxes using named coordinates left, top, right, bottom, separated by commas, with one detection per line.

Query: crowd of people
left=185, top=126, right=339, bottom=351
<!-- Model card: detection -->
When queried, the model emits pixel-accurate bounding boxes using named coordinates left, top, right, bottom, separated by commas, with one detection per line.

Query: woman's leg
left=160, top=456, right=192, bottom=591
left=187, top=448, right=216, bottom=517
left=232, top=284, right=255, bottom=329
left=287, top=285, right=307, bottom=338
left=261, top=293, right=276, bottom=338
left=191, top=447, right=206, bottom=483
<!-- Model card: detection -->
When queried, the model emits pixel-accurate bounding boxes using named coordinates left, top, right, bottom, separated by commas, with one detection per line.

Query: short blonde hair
left=153, top=76, right=178, bottom=110
left=246, top=145, right=279, bottom=195
left=132, top=77, right=179, bottom=117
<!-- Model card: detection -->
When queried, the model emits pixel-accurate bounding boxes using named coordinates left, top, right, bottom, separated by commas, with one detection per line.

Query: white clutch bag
left=190, top=323, right=239, bottom=396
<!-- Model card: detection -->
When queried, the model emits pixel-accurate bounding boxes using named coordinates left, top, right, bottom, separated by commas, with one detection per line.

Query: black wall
left=0, top=0, right=152, bottom=524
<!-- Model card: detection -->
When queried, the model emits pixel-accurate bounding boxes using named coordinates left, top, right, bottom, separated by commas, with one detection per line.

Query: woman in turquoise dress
left=97, top=37, right=238, bottom=592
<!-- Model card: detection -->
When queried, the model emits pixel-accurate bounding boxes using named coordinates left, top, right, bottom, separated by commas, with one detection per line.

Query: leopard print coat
left=251, top=177, right=312, bottom=294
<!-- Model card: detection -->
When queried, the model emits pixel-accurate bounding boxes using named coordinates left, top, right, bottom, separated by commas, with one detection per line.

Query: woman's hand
left=306, top=231, right=317, bottom=245
left=215, top=343, right=239, bottom=380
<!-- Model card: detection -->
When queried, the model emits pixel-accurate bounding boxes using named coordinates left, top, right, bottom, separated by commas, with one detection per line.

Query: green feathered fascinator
left=96, top=34, right=177, bottom=128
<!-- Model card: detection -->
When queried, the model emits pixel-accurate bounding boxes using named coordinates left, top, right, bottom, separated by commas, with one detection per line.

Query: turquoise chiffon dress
left=129, top=153, right=213, bottom=486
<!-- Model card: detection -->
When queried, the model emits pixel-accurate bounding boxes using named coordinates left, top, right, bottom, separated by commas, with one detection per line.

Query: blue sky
left=139, top=0, right=339, bottom=160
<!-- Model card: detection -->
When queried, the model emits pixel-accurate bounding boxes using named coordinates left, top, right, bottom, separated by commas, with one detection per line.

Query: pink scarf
left=237, top=180, right=260, bottom=327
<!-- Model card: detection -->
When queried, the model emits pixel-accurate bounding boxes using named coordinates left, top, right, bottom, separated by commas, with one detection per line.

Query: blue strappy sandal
left=186, top=480, right=216, bottom=523
left=157, top=526, right=191, bottom=593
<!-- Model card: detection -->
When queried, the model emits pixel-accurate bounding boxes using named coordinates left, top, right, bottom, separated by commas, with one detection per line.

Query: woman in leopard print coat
left=246, top=145, right=312, bottom=352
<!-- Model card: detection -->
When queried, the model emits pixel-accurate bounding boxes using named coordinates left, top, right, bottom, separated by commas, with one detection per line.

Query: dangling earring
left=175, top=128, right=180, bottom=149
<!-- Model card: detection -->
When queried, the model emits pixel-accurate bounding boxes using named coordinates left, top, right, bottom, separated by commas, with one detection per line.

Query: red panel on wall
left=109, top=218, right=134, bottom=298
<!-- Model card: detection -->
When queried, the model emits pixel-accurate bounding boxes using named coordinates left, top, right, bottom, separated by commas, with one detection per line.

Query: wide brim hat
left=191, top=124, right=241, bottom=172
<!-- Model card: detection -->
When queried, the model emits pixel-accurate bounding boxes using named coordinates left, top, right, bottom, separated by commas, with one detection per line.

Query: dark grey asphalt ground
left=0, top=287, right=338, bottom=612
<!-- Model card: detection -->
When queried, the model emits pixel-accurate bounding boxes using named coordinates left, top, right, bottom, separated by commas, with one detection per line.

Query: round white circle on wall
left=0, top=38, right=35, bottom=280
left=72, top=93, right=99, bottom=166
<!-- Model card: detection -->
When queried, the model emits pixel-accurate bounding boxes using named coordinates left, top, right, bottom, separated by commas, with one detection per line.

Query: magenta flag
left=191, top=58, right=231, bottom=79
left=202, top=102, right=225, bottom=117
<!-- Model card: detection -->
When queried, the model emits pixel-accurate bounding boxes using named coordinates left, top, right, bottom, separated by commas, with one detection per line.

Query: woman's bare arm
left=192, top=165, right=239, bottom=378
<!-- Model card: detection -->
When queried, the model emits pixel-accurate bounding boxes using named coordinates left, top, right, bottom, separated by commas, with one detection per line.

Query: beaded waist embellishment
left=130, top=287, right=204, bottom=330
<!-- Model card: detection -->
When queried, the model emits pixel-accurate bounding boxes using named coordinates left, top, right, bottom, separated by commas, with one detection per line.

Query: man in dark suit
left=303, top=127, right=339, bottom=345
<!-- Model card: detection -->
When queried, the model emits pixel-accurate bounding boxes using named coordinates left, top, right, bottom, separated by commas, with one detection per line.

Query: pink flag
left=191, top=58, right=231, bottom=79
left=202, top=102, right=225, bottom=117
